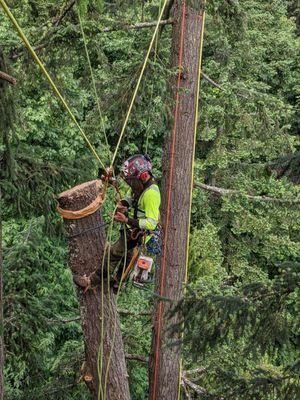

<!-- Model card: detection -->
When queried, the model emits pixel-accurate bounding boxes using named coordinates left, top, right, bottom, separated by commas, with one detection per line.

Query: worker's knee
left=109, top=239, right=126, bottom=259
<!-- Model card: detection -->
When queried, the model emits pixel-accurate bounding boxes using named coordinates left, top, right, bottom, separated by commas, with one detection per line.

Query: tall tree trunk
left=0, top=47, right=15, bottom=181
left=0, top=46, right=13, bottom=400
left=58, top=180, right=130, bottom=400
left=150, top=1, right=205, bottom=399
left=0, top=189, right=4, bottom=400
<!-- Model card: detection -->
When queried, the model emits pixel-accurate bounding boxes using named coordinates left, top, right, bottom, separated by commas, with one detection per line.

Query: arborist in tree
left=75, top=154, right=161, bottom=291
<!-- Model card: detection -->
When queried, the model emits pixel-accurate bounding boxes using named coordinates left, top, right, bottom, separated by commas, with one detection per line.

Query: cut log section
left=58, top=180, right=130, bottom=400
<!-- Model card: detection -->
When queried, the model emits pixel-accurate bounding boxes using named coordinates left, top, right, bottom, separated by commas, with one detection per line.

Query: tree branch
left=11, top=0, right=75, bottom=60
left=157, top=0, right=175, bottom=40
left=51, top=316, right=80, bottom=323
left=118, top=309, right=151, bottom=316
left=181, top=375, right=224, bottom=400
left=194, top=182, right=300, bottom=204
left=11, top=19, right=173, bottom=60
left=101, top=19, right=173, bottom=33
left=163, top=0, right=175, bottom=21
left=48, top=309, right=151, bottom=324
left=125, top=353, right=149, bottom=363
left=201, top=71, right=223, bottom=90
left=0, top=71, right=17, bottom=85
left=184, top=367, right=207, bottom=376
left=182, top=380, right=192, bottom=400
left=181, top=376, right=207, bottom=396
left=53, top=0, right=76, bottom=27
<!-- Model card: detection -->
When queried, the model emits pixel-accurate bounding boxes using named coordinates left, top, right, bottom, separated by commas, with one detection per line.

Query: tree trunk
left=58, top=180, right=130, bottom=400
left=0, top=46, right=12, bottom=400
left=0, top=47, right=15, bottom=180
left=0, top=188, right=4, bottom=400
left=150, top=1, right=205, bottom=399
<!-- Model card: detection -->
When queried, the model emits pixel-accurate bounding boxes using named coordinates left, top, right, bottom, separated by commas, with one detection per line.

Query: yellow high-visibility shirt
left=125, top=183, right=161, bottom=232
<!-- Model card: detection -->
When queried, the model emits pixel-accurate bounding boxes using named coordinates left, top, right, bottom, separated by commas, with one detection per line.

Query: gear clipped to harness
left=131, top=254, right=154, bottom=288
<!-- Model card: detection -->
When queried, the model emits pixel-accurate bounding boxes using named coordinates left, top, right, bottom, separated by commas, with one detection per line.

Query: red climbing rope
left=151, top=1, right=187, bottom=399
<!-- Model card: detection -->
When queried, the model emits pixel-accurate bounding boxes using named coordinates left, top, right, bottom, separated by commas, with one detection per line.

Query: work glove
left=116, top=201, right=128, bottom=213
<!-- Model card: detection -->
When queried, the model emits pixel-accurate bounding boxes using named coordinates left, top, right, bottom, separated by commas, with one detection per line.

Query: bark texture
left=0, top=48, right=12, bottom=400
left=0, top=71, right=16, bottom=85
left=150, top=1, right=205, bottom=399
left=58, top=180, right=130, bottom=400
left=0, top=190, right=3, bottom=400
left=0, top=48, right=15, bottom=180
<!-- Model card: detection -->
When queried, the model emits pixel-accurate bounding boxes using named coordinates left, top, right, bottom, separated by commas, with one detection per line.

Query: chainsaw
left=131, top=254, right=154, bottom=288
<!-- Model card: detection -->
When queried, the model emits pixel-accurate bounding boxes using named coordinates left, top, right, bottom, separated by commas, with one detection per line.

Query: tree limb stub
left=194, top=182, right=300, bottom=204
left=125, top=354, right=149, bottom=363
left=0, top=71, right=17, bottom=85
left=118, top=309, right=151, bottom=316
left=201, top=71, right=223, bottom=90
left=181, top=376, right=207, bottom=396
left=181, top=375, right=225, bottom=400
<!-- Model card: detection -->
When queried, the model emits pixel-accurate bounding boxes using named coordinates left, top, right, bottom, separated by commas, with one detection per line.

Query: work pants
left=90, top=229, right=139, bottom=285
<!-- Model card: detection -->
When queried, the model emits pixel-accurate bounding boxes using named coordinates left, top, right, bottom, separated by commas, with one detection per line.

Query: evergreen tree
left=0, top=0, right=299, bottom=398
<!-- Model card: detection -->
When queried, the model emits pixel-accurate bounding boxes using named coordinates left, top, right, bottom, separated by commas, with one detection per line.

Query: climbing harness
left=112, top=225, right=161, bottom=290
left=146, top=226, right=162, bottom=255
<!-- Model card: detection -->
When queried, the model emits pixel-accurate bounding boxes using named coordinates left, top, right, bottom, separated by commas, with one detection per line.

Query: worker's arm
left=116, top=190, right=131, bottom=214
left=113, top=212, right=139, bottom=228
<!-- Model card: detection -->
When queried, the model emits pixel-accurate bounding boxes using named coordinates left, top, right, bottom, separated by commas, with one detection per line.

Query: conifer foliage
left=0, top=0, right=299, bottom=399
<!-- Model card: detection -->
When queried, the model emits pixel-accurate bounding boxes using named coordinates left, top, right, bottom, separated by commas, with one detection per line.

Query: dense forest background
left=0, top=0, right=299, bottom=399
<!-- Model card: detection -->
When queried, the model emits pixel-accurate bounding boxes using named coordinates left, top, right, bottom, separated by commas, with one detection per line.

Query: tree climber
left=74, top=154, right=161, bottom=291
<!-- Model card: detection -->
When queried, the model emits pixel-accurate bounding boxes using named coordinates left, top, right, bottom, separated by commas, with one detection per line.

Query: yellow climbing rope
left=77, top=9, right=112, bottom=164
left=110, top=0, right=169, bottom=168
left=0, top=0, right=106, bottom=169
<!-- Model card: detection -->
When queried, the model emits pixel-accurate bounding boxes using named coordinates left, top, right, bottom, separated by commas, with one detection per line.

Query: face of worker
left=124, top=176, right=143, bottom=195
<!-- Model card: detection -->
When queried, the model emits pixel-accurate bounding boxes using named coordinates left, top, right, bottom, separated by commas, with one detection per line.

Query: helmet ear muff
left=140, top=171, right=149, bottom=182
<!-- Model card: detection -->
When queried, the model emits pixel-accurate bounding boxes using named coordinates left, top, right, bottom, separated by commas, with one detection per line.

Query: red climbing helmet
left=121, top=154, right=152, bottom=181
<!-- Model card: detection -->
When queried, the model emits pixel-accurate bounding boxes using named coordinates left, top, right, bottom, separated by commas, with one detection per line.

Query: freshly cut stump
left=58, top=180, right=130, bottom=400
